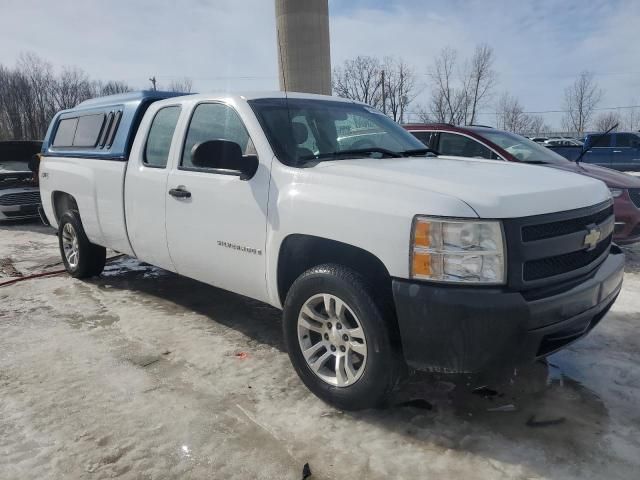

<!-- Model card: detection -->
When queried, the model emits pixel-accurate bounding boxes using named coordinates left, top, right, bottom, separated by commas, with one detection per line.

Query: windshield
left=476, top=130, right=571, bottom=165
left=248, top=98, right=425, bottom=166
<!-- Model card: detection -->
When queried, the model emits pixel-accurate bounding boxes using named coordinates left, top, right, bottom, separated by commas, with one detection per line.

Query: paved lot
left=1, top=222, right=639, bottom=479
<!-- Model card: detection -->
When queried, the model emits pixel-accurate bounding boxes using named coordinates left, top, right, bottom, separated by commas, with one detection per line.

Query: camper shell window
left=52, top=118, right=78, bottom=147
left=73, top=114, right=106, bottom=147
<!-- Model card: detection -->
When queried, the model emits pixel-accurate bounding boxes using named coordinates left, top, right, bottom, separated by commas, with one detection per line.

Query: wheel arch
left=51, top=191, right=79, bottom=224
left=276, top=234, right=395, bottom=314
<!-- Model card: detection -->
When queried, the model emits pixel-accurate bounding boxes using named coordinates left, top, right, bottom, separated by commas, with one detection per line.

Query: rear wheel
left=58, top=211, right=106, bottom=278
left=283, top=264, right=401, bottom=410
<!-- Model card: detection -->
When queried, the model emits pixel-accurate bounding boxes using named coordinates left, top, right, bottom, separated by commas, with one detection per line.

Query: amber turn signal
left=413, top=221, right=430, bottom=248
left=412, top=251, right=432, bottom=277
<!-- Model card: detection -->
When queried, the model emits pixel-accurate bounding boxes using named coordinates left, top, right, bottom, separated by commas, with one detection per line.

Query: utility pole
left=275, top=0, right=331, bottom=95
left=149, top=76, right=157, bottom=91
left=381, top=70, right=386, bottom=114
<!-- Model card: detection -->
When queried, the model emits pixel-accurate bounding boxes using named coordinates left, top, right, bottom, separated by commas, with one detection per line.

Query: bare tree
left=428, top=47, right=466, bottom=124
left=412, top=104, right=433, bottom=123
left=54, top=67, right=95, bottom=110
left=496, top=92, right=534, bottom=134
left=332, top=56, right=383, bottom=109
left=17, top=53, right=58, bottom=139
left=0, top=65, right=30, bottom=139
left=98, top=80, right=133, bottom=96
left=464, top=43, right=496, bottom=125
left=167, top=77, right=193, bottom=93
left=381, top=57, right=417, bottom=123
left=528, top=115, right=550, bottom=136
left=623, top=104, right=640, bottom=131
left=563, top=71, right=602, bottom=135
left=0, top=52, right=142, bottom=140
left=593, top=111, right=620, bottom=132
left=426, top=45, right=497, bottom=125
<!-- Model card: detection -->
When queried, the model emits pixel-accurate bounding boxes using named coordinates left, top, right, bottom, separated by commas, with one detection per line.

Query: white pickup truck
left=40, top=91, right=624, bottom=410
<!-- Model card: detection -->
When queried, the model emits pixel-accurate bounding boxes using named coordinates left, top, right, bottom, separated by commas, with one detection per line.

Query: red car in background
left=405, top=123, right=640, bottom=245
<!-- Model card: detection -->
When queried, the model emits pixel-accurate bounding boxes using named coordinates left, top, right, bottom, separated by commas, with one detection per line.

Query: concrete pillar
left=275, top=0, right=331, bottom=95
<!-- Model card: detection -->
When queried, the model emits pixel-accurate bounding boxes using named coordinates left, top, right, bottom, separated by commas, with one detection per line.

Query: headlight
left=609, top=188, right=624, bottom=198
left=410, top=217, right=506, bottom=284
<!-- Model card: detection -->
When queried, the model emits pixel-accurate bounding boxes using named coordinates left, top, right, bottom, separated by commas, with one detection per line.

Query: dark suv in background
left=405, top=124, right=640, bottom=245
left=547, top=132, right=640, bottom=171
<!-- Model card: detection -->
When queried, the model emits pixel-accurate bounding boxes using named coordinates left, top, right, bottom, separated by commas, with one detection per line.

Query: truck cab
left=40, top=92, right=624, bottom=410
left=548, top=132, right=640, bottom=171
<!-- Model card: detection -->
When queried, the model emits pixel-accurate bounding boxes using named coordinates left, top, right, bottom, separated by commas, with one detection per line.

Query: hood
left=545, top=162, right=640, bottom=188
left=311, top=155, right=611, bottom=218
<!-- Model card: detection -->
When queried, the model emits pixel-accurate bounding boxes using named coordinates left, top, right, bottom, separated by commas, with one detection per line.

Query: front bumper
left=613, top=194, right=640, bottom=245
left=392, top=246, right=625, bottom=373
left=0, top=204, right=40, bottom=221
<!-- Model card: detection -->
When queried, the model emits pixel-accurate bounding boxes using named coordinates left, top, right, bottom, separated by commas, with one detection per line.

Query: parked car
left=40, top=91, right=623, bottom=410
left=547, top=132, right=640, bottom=171
left=530, top=136, right=548, bottom=143
left=544, top=137, right=583, bottom=146
left=405, top=124, right=640, bottom=244
left=0, top=140, right=42, bottom=221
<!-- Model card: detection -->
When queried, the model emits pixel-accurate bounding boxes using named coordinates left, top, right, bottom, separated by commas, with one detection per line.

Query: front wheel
left=283, top=264, right=401, bottom=410
left=58, top=211, right=106, bottom=278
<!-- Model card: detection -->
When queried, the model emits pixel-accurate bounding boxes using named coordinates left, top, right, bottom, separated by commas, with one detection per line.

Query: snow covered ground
left=1, top=222, right=639, bottom=479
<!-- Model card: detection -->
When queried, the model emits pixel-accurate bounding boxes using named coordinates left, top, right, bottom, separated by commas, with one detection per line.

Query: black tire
left=283, top=264, right=401, bottom=410
left=58, top=211, right=106, bottom=278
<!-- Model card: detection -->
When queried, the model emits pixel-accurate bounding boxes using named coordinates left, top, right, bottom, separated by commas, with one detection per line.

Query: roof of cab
left=156, top=91, right=361, bottom=104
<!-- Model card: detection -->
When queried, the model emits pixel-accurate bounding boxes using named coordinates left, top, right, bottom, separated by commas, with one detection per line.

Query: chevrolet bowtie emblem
left=583, top=225, right=601, bottom=251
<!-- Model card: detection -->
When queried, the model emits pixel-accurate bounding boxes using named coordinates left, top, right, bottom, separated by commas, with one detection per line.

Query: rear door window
left=590, top=134, right=612, bottom=147
left=437, top=132, right=494, bottom=159
left=616, top=133, right=640, bottom=148
left=144, top=106, right=181, bottom=168
left=410, top=131, right=432, bottom=147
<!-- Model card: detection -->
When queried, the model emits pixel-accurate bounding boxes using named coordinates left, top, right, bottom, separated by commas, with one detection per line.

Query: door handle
left=169, top=187, right=191, bottom=199
left=613, top=150, right=622, bottom=153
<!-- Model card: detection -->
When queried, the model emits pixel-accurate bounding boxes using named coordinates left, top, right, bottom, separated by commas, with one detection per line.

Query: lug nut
left=330, top=345, right=336, bottom=352
left=324, top=333, right=329, bottom=340
left=342, top=334, right=349, bottom=341
left=340, top=346, right=346, bottom=352
left=326, top=322, right=332, bottom=329
left=336, top=323, right=342, bottom=330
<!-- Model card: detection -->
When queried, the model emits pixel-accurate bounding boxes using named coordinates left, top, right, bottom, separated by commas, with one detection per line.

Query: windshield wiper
left=400, top=148, right=440, bottom=157
left=299, top=147, right=403, bottom=163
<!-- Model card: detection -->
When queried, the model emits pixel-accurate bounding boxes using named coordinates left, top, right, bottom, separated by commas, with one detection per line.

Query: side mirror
left=191, top=140, right=258, bottom=180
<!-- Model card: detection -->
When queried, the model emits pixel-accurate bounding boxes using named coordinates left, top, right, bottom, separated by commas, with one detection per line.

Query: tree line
left=332, top=45, right=640, bottom=136
left=2, top=50, right=638, bottom=141
left=0, top=53, right=192, bottom=141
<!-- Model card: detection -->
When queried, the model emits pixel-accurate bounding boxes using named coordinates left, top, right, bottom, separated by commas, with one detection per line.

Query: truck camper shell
left=42, top=91, right=191, bottom=161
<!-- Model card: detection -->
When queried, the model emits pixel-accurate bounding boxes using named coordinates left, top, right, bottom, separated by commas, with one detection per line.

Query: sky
left=1, top=0, right=639, bottom=127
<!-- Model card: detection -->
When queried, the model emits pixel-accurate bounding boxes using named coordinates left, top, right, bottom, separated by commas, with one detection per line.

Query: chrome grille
left=503, top=200, right=614, bottom=289
left=0, top=191, right=41, bottom=206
